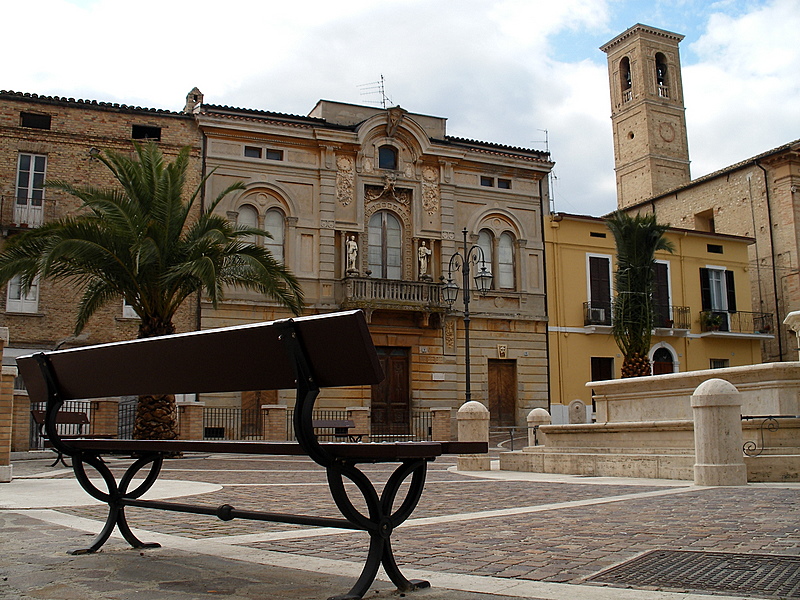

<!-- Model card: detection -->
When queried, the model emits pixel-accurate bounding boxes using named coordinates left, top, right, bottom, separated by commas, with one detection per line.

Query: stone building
left=0, top=91, right=202, bottom=352
left=546, top=212, right=769, bottom=423
left=190, top=93, right=553, bottom=431
left=601, top=25, right=799, bottom=362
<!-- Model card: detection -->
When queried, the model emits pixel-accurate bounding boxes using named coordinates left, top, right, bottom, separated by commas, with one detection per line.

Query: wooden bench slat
left=17, top=310, right=382, bottom=403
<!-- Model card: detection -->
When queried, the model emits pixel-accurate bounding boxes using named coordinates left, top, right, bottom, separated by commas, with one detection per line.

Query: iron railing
left=29, top=400, right=92, bottom=449
left=700, top=310, right=774, bottom=334
left=653, top=304, right=691, bottom=329
left=0, top=195, right=60, bottom=230
left=583, top=301, right=612, bottom=326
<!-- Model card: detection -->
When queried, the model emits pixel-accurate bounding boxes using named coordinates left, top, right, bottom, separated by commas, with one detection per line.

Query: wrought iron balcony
left=700, top=310, right=774, bottom=334
left=341, top=277, right=444, bottom=313
left=653, top=304, right=691, bottom=330
left=0, top=195, right=58, bottom=232
left=583, top=301, right=612, bottom=326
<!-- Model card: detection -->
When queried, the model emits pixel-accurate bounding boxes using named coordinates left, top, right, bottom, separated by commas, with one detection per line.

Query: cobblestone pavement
left=2, top=452, right=799, bottom=600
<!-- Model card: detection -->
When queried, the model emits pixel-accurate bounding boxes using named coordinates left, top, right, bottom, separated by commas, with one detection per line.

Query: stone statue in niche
left=418, top=240, right=432, bottom=280
left=346, top=235, right=359, bottom=275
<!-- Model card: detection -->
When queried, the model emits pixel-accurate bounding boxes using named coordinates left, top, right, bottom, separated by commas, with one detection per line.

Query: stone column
left=457, top=401, right=490, bottom=471
left=346, top=407, right=370, bottom=442
left=261, top=405, right=288, bottom=441
left=0, top=366, right=13, bottom=483
left=90, top=399, right=119, bottom=437
left=527, top=408, right=551, bottom=447
left=691, top=378, right=747, bottom=486
left=430, top=407, right=452, bottom=441
left=177, top=402, right=205, bottom=440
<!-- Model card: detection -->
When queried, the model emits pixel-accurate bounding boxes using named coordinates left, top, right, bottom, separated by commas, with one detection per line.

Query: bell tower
left=600, top=24, right=691, bottom=208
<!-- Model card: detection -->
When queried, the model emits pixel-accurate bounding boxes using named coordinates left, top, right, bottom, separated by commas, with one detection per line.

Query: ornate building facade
left=190, top=94, right=553, bottom=430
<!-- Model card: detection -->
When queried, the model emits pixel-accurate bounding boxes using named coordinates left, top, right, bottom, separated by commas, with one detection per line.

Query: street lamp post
left=442, top=227, right=492, bottom=403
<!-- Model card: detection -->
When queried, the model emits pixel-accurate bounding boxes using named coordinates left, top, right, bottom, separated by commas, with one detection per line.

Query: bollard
left=457, top=401, right=491, bottom=471
left=691, top=378, right=747, bottom=486
left=527, top=408, right=551, bottom=447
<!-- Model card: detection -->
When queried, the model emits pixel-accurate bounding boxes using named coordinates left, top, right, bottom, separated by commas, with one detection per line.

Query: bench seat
left=65, top=438, right=485, bottom=461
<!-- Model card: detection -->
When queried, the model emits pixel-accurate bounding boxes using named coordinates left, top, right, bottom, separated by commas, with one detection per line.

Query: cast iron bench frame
left=17, top=310, right=486, bottom=600
left=30, top=408, right=115, bottom=466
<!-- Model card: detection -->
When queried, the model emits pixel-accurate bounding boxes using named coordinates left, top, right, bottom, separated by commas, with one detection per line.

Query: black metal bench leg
left=328, top=534, right=385, bottom=600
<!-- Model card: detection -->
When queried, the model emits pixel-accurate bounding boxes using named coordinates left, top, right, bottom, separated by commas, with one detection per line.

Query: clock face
left=659, top=122, right=676, bottom=142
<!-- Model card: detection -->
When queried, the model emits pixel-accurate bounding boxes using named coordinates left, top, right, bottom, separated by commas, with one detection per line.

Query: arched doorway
left=652, top=347, right=675, bottom=375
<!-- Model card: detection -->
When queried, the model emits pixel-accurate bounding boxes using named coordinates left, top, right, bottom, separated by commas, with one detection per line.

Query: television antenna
left=358, top=74, right=393, bottom=109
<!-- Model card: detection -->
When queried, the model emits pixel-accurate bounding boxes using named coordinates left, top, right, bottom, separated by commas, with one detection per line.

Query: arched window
left=655, top=53, right=669, bottom=98
left=369, top=211, right=402, bottom=279
left=378, top=145, right=398, bottom=170
left=620, top=57, right=632, bottom=102
left=498, top=232, right=515, bottom=289
left=237, top=204, right=259, bottom=244
left=477, top=230, right=493, bottom=283
left=264, top=209, right=285, bottom=263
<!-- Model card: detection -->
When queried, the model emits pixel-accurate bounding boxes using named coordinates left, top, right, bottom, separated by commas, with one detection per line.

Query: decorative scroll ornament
left=421, top=166, right=440, bottom=214
left=336, top=156, right=355, bottom=206
left=365, top=175, right=410, bottom=205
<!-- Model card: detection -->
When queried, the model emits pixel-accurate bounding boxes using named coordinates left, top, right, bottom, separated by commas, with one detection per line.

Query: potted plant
left=700, top=311, right=723, bottom=331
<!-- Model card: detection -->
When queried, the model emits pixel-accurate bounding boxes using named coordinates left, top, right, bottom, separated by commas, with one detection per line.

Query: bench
left=312, top=418, right=362, bottom=442
left=16, top=309, right=486, bottom=600
left=30, top=409, right=95, bottom=466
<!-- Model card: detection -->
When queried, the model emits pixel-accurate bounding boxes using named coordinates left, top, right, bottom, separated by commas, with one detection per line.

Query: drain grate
left=586, top=550, right=800, bottom=599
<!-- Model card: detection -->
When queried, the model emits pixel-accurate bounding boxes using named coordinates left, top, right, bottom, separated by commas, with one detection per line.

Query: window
left=378, top=146, right=397, bottom=170
left=20, top=112, right=51, bottom=130
left=497, top=232, right=515, bottom=289
left=368, top=211, right=402, bottom=279
left=700, top=267, right=736, bottom=331
left=652, top=261, right=671, bottom=327
left=264, top=209, right=285, bottom=263
left=497, top=178, right=511, bottom=189
left=710, top=359, right=730, bottom=369
left=131, top=125, right=161, bottom=140
left=707, top=244, right=723, bottom=254
left=652, top=347, right=675, bottom=375
left=244, top=146, right=262, bottom=159
left=266, top=149, right=284, bottom=161
left=477, top=230, right=493, bottom=279
left=16, top=153, right=46, bottom=227
left=587, top=255, right=612, bottom=324
left=655, top=53, right=670, bottom=98
left=620, top=56, right=632, bottom=101
left=480, top=176, right=494, bottom=187
left=6, top=275, right=39, bottom=313
left=590, top=231, right=607, bottom=238
left=122, top=298, right=137, bottom=319
left=591, top=357, right=614, bottom=381
left=236, top=204, right=259, bottom=244
left=695, top=209, right=715, bottom=233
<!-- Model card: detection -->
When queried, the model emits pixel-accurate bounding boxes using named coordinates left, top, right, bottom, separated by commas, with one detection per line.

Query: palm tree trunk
left=133, top=317, right=179, bottom=440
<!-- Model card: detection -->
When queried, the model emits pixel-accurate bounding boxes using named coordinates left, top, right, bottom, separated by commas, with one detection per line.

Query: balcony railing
left=700, top=310, right=774, bottom=334
left=653, top=304, right=691, bottom=329
left=583, top=301, right=612, bottom=326
left=657, top=85, right=670, bottom=99
left=1, top=195, right=59, bottom=231
left=342, top=277, right=444, bottom=312
left=583, top=301, right=691, bottom=330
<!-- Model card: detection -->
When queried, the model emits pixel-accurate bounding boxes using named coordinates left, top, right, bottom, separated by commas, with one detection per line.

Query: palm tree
left=605, top=211, right=674, bottom=378
left=0, top=142, right=304, bottom=438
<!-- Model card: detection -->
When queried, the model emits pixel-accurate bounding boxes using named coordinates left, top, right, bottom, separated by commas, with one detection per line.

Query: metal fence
left=29, top=400, right=92, bottom=449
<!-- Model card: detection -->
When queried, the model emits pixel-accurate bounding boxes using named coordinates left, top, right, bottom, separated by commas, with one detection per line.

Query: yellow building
left=545, top=212, right=771, bottom=424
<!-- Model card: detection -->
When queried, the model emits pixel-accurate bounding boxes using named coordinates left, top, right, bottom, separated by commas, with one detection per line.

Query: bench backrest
left=17, top=310, right=383, bottom=403
left=31, top=409, right=90, bottom=426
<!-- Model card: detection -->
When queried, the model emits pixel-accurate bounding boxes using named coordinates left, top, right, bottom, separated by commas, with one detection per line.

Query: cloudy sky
left=2, top=0, right=798, bottom=216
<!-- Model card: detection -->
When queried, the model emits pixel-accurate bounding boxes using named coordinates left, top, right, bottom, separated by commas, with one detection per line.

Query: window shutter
left=699, top=268, right=712, bottom=311
left=725, top=270, right=737, bottom=312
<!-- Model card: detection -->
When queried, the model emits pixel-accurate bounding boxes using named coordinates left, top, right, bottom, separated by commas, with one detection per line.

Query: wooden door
left=371, top=347, right=410, bottom=435
left=488, top=360, right=516, bottom=426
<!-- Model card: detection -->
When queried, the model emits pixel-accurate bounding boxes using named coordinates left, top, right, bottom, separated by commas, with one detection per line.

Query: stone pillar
left=527, top=408, right=551, bottom=447
left=457, top=401, right=491, bottom=471
left=178, top=402, right=205, bottom=440
left=261, top=405, right=288, bottom=441
left=346, top=407, right=370, bottom=442
left=430, top=407, right=452, bottom=441
left=90, top=399, right=119, bottom=437
left=691, top=378, right=747, bottom=486
left=783, top=311, right=800, bottom=360
left=0, top=367, right=13, bottom=483
left=12, top=392, right=30, bottom=452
